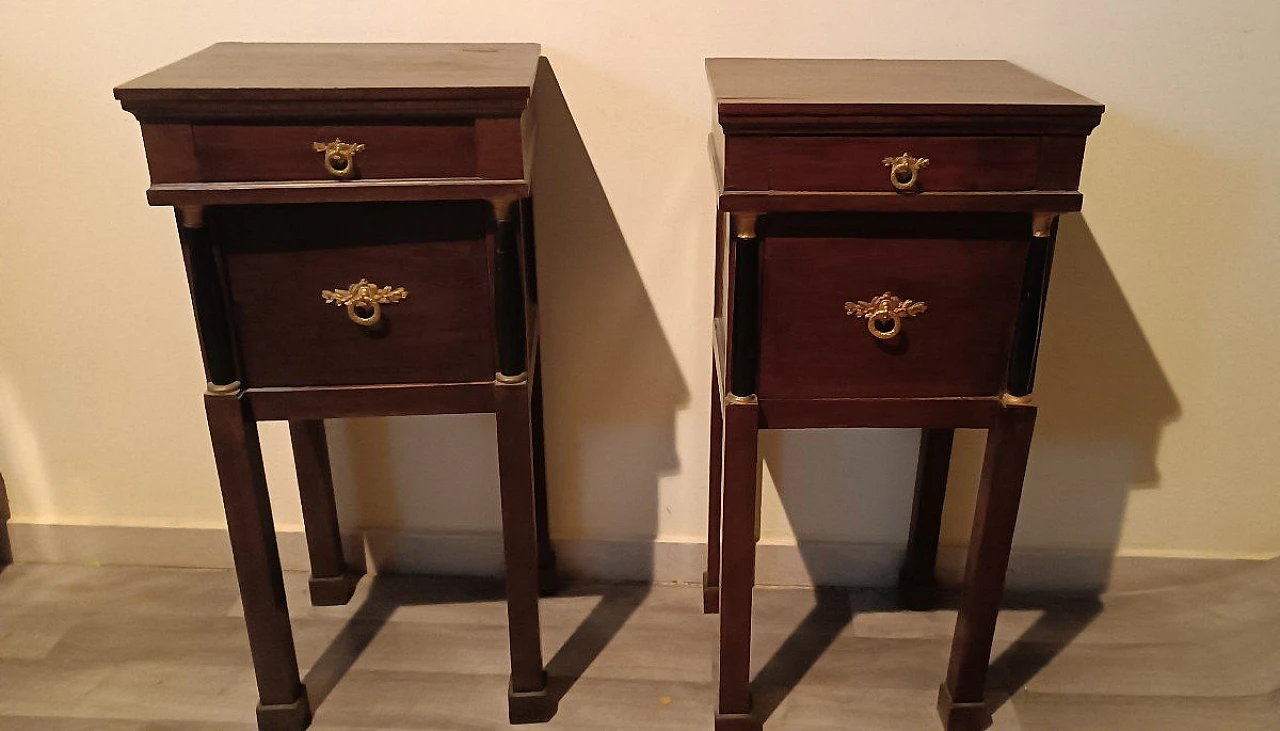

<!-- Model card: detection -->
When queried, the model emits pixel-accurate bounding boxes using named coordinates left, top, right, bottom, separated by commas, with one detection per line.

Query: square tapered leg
left=206, top=391, right=310, bottom=731
left=495, top=378, right=554, bottom=724
left=289, top=420, right=362, bottom=607
left=940, top=404, right=1037, bottom=731
left=715, top=396, right=761, bottom=730
left=899, top=427, right=955, bottom=609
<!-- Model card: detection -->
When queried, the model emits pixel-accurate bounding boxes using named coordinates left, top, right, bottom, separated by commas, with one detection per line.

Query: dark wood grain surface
left=943, top=403, right=1038, bottom=731
left=757, top=213, right=1028, bottom=399
left=707, top=59, right=1102, bottom=139
left=287, top=420, right=359, bottom=607
left=193, top=124, right=478, bottom=182
left=204, top=393, right=309, bottom=730
left=717, top=191, right=1083, bottom=214
left=716, top=398, right=761, bottom=727
left=901, top=428, right=956, bottom=593
left=707, top=59, right=1100, bottom=112
left=146, top=178, right=530, bottom=207
left=246, top=382, right=495, bottom=422
left=117, top=43, right=539, bottom=103
left=755, top=396, right=1001, bottom=430
left=217, top=201, right=495, bottom=388
left=724, top=135, right=1040, bottom=193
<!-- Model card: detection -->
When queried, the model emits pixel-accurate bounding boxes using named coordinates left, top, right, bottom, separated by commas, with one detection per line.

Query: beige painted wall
left=2, top=2, right=1278, bottom=574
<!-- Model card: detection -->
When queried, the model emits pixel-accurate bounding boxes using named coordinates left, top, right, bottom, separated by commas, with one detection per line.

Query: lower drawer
left=758, top=213, right=1029, bottom=398
left=217, top=201, right=496, bottom=387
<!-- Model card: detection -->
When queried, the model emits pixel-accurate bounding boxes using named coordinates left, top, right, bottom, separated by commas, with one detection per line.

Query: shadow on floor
left=304, top=575, right=648, bottom=717
left=309, top=579, right=1093, bottom=727
left=750, top=586, right=856, bottom=722
left=543, top=583, right=651, bottom=704
left=747, top=586, right=1104, bottom=727
left=988, top=592, right=1105, bottom=714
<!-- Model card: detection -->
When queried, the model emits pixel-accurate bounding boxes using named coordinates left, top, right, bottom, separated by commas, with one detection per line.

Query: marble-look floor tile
left=1011, top=690, right=1280, bottom=731
left=0, top=608, right=81, bottom=660
left=1, top=561, right=1278, bottom=729
left=0, top=718, right=255, bottom=731
left=0, top=565, right=239, bottom=618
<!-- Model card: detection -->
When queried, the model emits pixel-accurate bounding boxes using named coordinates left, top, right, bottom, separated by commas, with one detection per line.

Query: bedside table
left=117, top=43, right=556, bottom=730
left=701, top=59, right=1102, bottom=731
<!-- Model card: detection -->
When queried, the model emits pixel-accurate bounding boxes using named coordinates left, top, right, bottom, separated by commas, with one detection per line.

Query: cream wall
left=2, top=2, right=1278, bottom=578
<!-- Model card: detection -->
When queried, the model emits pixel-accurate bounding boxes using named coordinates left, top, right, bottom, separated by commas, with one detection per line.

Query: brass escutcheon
left=882, top=152, right=930, bottom=192
left=311, top=138, right=366, bottom=179
left=845, top=291, right=928, bottom=341
left=322, top=279, right=407, bottom=327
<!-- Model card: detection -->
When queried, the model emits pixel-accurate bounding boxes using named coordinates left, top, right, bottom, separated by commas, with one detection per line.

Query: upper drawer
left=723, top=135, right=1068, bottom=193
left=192, top=124, right=476, bottom=182
left=136, top=116, right=530, bottom=189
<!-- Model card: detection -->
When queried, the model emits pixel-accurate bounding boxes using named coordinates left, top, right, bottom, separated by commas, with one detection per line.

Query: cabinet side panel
left=1036, top=137, right=1087, bottom=190
left=140, top=124, right=199, bottom=184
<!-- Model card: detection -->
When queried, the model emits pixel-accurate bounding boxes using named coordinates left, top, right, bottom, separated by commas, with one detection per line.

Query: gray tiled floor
left=0, top=559, right=1277, bottom=730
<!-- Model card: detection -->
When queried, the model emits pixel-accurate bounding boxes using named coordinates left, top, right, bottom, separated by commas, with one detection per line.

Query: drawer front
left=724, top=136, right=1039, bottom=193
left=193, top=124, right=477, bottom=182
left=758, top=214, right=1028, bottom=398
left=218, top=202, right=495, bottom=387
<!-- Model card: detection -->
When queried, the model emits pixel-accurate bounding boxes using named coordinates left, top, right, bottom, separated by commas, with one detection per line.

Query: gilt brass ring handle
left=882, top=152, right=930, bottom=192
left=322, top=279, right=407, bottom=327
left=312, top=138, right=366, bottom=180
left=844, top=291, right=928, bottom=341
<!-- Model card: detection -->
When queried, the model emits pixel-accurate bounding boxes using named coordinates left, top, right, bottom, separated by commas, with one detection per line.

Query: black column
left=493, top=199, right=528, bottom=378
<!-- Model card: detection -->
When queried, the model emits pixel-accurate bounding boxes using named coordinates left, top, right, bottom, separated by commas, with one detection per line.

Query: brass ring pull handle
left=882, top=152, right=930, bottom=192
left=311, top=138, right=366, bottom=180
left=322, top=279, right=407, bottom=327
left=845, top=291, right=928, bottom=341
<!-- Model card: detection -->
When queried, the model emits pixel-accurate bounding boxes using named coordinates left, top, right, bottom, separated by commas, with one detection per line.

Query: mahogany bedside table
left=116, top=43, right=556, bottom=730
left=700, top=59, right=1102, bottom=731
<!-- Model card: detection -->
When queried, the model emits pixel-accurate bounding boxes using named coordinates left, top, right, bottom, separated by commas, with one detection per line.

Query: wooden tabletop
left=707, top=59, right=1101, bottom=115
left=116, top=43, right=541, bottom=105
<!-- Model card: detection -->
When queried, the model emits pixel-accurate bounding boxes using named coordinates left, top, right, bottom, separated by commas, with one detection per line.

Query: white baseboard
left=6, top=520, right=1266, bottom=593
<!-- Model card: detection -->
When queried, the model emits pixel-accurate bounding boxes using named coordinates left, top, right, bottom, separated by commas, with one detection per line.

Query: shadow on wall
left=941, top=215, right=1180, bottom=591
left=527, top=55, right=688, bottom=706
left=322, top=59, right=684, bottom=585
left=527, top=56, right=688, bottom=578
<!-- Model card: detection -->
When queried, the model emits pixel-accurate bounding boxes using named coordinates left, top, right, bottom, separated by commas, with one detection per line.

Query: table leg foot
left=702, top=570, right=720, bottom=614
left=256, top=688, right=311, bottom=731
left=714, top=712, right=762, bottom=731
left=936, top=683, right=991, bottom=731
left=508, top=674, right=556, bottom=724
left=308, top=569, right=363, bottom=607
